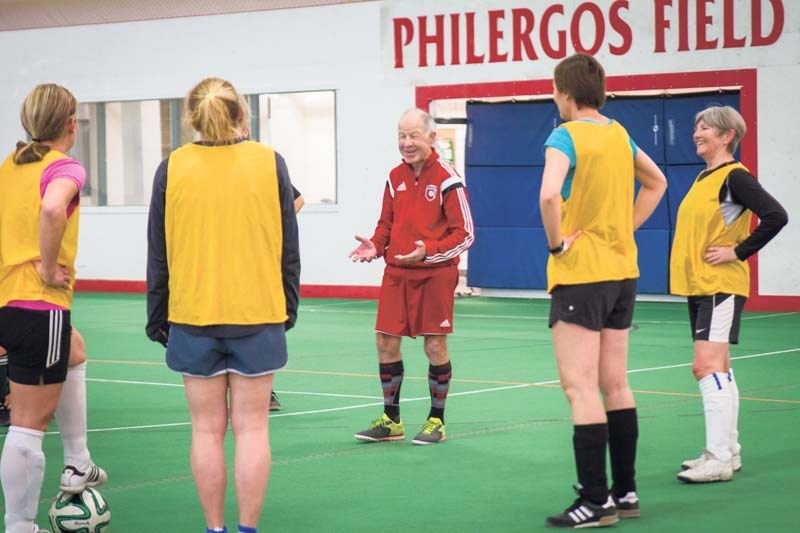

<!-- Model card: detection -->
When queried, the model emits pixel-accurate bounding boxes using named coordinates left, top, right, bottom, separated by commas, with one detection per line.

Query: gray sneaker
left=354, top=414, right=405, bottom=442
left=411, top=417, right=446, bottom=445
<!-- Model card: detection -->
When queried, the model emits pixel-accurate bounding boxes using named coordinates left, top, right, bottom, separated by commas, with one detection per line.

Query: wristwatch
left=548, top=240, right=568, bottom=255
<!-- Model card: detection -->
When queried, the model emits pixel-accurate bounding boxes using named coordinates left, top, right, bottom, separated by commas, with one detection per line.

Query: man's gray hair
left=400, top=108, right=436, bottom=134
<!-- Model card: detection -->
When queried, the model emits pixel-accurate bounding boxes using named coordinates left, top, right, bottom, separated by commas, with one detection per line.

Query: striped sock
left=428, top=361, right=452, bottom=422
left=379, top=361, right=404, bottom=422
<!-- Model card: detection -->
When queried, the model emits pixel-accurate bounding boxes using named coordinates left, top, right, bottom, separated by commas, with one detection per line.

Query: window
left=250, top=91, right=337, bottom=204
left=71, top=90, right=337, bottom=206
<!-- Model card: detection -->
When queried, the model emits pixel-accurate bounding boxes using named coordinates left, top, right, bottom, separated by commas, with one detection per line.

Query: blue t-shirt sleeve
left=629, top=137, right=639, bottom=159
left=543, top=127, right=576, bottom=168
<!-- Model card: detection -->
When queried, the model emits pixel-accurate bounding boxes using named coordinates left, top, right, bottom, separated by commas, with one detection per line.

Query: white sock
left=728, top=369, right=741, bottom=455
left=55, top=362, right=92, bottom=469
left=1, top=426, right=46, bottom=533
left=699, top=372, right=733, bottom=463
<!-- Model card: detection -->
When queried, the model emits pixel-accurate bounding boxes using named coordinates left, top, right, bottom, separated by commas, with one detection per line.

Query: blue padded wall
left=634, top=229, right=670, bottom=294
left=464, top=93, right=739, bottom=294
left=635, top=167, right=670, bottom=230
left=466, top=101, right=560, bottom=166
left=603, top=97, right=665, bottom=164
left=467, top=227, right=549, bottom=289
left=666, top=164, right=705, bottom=228
left=466, top=166, right=542, bottom=227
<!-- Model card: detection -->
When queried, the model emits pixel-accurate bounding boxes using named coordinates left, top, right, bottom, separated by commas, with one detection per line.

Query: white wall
left=0, top=0, right=797, bottom=297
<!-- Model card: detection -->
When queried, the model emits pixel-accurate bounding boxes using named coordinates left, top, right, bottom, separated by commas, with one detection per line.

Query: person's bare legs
left=598, top=328, right=633, bottom=411
left=184, top=374, right=229, bottom=530
left=552, top=322, right=603, bottom=424
left=599, top=328, right=638, bottom=503
left=552, top=321, right=609, bottom=506
left=1, top=380, right=63, bottom=532
left=229, top=373, right=273, bottom=527
left=376, top=333, right=402, bottom=364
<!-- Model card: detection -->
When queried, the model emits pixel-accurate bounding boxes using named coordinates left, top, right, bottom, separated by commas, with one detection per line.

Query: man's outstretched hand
left=394, top=240, right=426, bottom=264
left=349, top=235, right=378, bottom=262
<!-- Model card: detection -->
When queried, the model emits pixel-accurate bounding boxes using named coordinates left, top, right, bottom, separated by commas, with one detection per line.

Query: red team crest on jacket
left=425, top=184, right=438, bottom=201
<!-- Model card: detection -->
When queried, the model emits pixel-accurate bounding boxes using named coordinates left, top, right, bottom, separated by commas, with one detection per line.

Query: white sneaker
left=677, top=458, right=734, bottom=483
left=59, top=463, right=108, bottom=494
left=681, top=450, right=742, bottom=472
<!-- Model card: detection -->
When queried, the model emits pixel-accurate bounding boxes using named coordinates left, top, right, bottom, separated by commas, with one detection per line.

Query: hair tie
left=31, top=138, right=41, bottom=142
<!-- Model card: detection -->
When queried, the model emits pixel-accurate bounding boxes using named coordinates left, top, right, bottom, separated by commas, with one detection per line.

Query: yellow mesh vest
left=546, top=121, right=639, bottom=292
left=670, top=163, right=751, bottom=297
left=165, top=141, right=287, bottom=325
left=0, top=150, right=79, bottom=308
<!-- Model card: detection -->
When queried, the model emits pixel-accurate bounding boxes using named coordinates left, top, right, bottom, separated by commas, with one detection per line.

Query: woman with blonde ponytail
left=0, top=83, right=89, bottom=533
left=146, top=77, right=300, bottom=533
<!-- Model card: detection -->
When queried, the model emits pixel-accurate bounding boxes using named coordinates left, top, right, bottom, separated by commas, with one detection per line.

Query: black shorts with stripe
left=0, top=306, right=71, bottom=385
left=549, top=279, right=637, bottom=331
left=687, top=293, right=746, bottom=344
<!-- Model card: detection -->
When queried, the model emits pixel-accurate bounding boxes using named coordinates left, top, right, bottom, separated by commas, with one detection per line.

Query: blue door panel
left=465, top=166, right=542, bottom=227
left=603, top=98, right=665, bottom=164
left=634, top=229, right=670, bottom=294
left=466, top=102, right=560, bottom=166
left=467, top=227, right=549, bottom=289
left=666, top=164, right=705, bottom=228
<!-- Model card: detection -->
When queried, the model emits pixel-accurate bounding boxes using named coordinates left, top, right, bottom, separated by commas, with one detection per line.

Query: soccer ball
left=49, top=488, right=111, bottom=533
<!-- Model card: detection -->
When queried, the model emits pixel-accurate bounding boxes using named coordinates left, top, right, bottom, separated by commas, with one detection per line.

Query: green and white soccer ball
left=49, top=488, right=111, bottom=533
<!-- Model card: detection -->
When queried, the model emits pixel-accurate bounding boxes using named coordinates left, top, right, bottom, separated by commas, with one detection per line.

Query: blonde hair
left=185, top=77, right=242, bottom=142
left=238, top=95, right=252, bottom=138
left=695, top=105, right=747, bottom=154
left=14, top=83, right=77, bottom=164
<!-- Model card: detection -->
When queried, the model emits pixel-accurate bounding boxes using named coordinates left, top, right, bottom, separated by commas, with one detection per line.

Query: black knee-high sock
left=607, top=408, right=638, bottom=497
left=573, top=424, right=609, bottom=505
left=379, top=361, right=404, bottom=422
left=428, top=361, right=452, bottom=422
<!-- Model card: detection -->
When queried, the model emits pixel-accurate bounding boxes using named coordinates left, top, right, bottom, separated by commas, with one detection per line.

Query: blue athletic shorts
left=166, top=324, right=288, bottom=377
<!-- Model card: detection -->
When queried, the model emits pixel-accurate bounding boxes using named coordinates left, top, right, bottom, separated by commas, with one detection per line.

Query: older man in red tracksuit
left=349, top=108, right=474, bottom=445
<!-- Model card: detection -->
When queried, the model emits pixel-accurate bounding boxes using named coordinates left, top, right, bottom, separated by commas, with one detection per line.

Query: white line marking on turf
left=741, top=311, right=799, bottom=320
left=35, top=383, right=537, bottom=436
left=307, top=308, right=800, bottom=323
left=88, top=378, right=183, bottom=387
left=302, top=300, right=375, bottom=311
left=626, top=347, right=800, bottom=374
left=13, top=346, right=788, bottom=439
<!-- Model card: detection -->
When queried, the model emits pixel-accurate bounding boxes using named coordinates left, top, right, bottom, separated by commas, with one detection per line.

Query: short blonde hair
left=694, top=105, right=746, bottom=154
left=15, top=83, right=77, bottom=164
left=185, top=77, right=242, bottom=142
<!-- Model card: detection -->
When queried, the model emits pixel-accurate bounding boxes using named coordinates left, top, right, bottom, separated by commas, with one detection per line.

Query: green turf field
left=2, top=293, right=798, bottom=532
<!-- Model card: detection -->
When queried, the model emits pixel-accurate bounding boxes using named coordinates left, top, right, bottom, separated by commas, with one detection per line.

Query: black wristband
left=548, top=241, right=565, bottom=255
